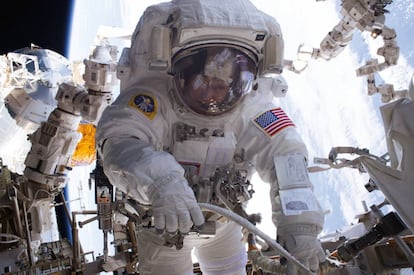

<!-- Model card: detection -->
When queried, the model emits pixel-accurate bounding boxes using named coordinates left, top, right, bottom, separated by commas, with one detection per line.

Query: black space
left=0, top=0, right=74, bottom=57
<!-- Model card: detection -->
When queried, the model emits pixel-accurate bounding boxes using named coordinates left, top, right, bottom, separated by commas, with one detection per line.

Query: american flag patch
left=253, top=107, right=295, bottom=137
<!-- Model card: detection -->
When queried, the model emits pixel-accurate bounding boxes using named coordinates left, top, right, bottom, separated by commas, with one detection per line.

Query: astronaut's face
left=173, top=46, right=256, bottom=116
left=187, top=74, right=229, bottom=109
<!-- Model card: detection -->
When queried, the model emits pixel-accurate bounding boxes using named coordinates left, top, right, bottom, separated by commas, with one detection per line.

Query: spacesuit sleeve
left=241, top=112, right=324, bottom=235
left=267, top=129, right=324, bottom=236
left=95, top=89, right=185, bottom=205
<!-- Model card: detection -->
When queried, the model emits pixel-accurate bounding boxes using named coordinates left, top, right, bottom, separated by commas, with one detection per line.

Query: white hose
left=0, top=233, right=21, bottom=244
left=198, top=203, right=314, bottom=275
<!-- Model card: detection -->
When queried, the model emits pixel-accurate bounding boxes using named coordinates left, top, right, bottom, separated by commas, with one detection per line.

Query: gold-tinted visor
left=173, top=46, right=256, bottom=115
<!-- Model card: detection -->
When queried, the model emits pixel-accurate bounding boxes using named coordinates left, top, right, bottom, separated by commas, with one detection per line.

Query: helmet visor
left=173, top=46, right=256, bottom=115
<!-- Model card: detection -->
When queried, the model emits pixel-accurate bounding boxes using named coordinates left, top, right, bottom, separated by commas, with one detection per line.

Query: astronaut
left=96, top=0, right=326, bottom=274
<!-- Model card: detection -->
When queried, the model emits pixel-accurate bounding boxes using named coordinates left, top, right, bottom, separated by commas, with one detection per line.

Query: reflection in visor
left=189, top=75, right=229, bottom=109
left=173, top=46, right=256, bottom=115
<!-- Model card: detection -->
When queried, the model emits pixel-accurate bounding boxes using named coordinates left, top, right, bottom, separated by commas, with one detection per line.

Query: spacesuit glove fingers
left=153, top=211, right=166, bottom=234
left=308, top=254, right=320, bottom=273
left=149, top=176, right=202, bottom=233
left=165, top=213, right=179, bottom=233
left=287, top=259, right=312, bottom=275
left=297, top=236, right=325, bottom=272
left=178, top=211, right=192, bottom=233
left=280, top=233, right=325, bottom=273
left=189, top=204, right=205, bottom=228
left=317, top=241, right=327, bottom=260
left=307, top=237, right=326, bottom=269
left=314, top=242, right=327, bottom=271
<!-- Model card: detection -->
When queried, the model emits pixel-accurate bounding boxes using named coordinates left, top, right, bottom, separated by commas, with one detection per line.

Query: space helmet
left=117, top=0, right=284, bottom=115
left=172, top=45, right=256, bottom=115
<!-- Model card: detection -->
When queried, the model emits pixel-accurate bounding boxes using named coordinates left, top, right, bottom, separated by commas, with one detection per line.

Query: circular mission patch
left=128, top=94, right=158, bottom=120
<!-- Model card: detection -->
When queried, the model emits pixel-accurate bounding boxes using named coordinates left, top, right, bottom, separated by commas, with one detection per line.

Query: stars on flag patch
left=253, top=107, right=295, bottom=138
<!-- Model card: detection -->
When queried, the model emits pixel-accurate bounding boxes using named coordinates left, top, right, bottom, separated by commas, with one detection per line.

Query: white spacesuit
left=96, top=0, right=326, bottom=274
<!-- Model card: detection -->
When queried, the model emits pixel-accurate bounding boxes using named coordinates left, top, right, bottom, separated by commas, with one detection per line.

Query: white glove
left=148, top=175, right=205, bottom=233
left=278, top=224, right=326, bottom=273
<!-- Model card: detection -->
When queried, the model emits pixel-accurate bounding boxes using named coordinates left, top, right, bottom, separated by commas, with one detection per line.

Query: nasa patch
left=128, top=94, right=157, bottom=120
